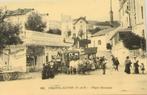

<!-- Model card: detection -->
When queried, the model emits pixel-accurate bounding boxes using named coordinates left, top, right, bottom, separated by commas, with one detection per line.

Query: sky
left=0, top=0, right=120, bottom=21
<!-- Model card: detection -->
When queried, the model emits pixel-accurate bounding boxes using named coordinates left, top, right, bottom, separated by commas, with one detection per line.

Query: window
left=98, top=40, right=101, bottom=45
left=67, top=31, right=71, bottom=37
left=142, top=29, right=145, bottom=37
left=141, top=6, right=144, bottom=19
left=134, top=16, right=136, bottom=24
left=73, top=26, right=76, bottom=30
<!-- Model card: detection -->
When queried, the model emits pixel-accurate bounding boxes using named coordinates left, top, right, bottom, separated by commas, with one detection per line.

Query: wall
left=0, top=45, right=26, bottom=72
left=89, top=35, right=107, bottom=51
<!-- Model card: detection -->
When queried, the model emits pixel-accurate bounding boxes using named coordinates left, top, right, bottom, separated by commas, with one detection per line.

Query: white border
left=145, top=0, right=147, bottom=52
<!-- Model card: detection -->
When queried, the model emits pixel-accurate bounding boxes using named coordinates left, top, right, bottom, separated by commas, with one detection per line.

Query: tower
left=110, top=0, right=114, bottom=26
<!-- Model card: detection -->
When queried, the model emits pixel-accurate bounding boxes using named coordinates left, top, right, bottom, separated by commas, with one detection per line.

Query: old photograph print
left=0, top=0, right=147, bottom=95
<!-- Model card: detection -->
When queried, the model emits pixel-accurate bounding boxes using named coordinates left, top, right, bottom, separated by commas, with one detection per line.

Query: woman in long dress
left=134, top=60, right=139, bottom=74
left=124, top=56, right=132, bottom=74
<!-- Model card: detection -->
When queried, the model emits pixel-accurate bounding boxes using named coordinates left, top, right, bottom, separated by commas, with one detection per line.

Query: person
left=46, top=62, right=50, bottom=79
left=115, top=57, right=120, bottom=71
left=81, top=58, right=88, bottom=74
left=99, top=57, right=104, bottom=69
left=124, top=56, right=132, bottom=74
left=140, top=63, right=145, bottom=74
left=69, top=60, right=76, bottom=74
left=132, top=57, right=138, bottom=73
left=133, top=60, right=139, bottom=74
left=49, top=61, right=55, bottom=78
left=111, top=55, right=116, bottom=70
left=42, top=64, right=47, bottom=79
left=95, top=57, right=100, bottom=69
left=42, top=63, right=50, bottom=79
left=101, top=57, right=107, bottom=75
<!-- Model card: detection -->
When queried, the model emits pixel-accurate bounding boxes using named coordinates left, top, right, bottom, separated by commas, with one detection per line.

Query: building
left=72, top=17, right=88, bottom=39
left=61, top=16, right=89, bottom=48
left=89, top=27, right=120, bottom=56
left=131, top=0, right=146, bottom=38
left=110, top=0, right=146, bottom=60
left=1, top=8, right=71, bottom=72
left=119, top=0, right=146, bottom=38
left=25, top=30, right=70, bottom=71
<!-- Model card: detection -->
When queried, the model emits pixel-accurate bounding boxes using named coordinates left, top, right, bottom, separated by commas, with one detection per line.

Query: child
left=140, top=63, right=145, bottom=74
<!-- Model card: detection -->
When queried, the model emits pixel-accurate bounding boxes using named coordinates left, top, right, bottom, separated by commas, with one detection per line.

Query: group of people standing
left=112, top=55, right=145, bottom=74
left=42, top=58, right=59, bottom=80
left=124, top=56, right=145, bottom=74
left=111, top=55, right=120, bottom=71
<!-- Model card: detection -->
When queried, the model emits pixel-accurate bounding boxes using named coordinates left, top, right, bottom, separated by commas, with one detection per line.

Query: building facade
left=110, top=0, right=146, bottom=60
left=73, top=17, right=88, bottom=39
left=1, top=8, right=71, bottom=72
left=119, top=0, right=146, bottom=38
left=89, top=28, right=114, bottom=51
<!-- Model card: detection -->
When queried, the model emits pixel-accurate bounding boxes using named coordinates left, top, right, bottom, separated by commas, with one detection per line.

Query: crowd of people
left=41, top=55, right=109, bottom=79
left=41, top=54, right=146, bottom=79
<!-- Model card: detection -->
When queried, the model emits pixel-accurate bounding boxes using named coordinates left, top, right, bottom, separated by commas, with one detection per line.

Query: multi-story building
left=72, top=17, right=88, bottom=39
left=132, top=0, right=145, bottom=38
left=110, top=0, right=146, bottom=60
left=119, top=0, right=146, bottom=38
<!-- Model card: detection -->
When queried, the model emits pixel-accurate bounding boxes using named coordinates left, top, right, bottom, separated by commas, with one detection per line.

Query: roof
left=25, top=30, right=72, bottom=47
left=91, top=28, right=115, bottom=37
left=88, top=21, right=111, bottom=26
left=88, top=20, right=120, bottom=27
left=110, top=28, right=132, bottom=40
left=6, top=8, right=34, bottom=17
left=73, top=17, right=88, bottom=25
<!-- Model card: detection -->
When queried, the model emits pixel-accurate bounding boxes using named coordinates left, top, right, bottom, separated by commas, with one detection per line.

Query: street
left=0, top=66, right=147, bottom=95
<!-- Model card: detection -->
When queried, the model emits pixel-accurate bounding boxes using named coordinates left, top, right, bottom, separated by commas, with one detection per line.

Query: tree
left=122, top=32, right=146, bottom=50
left=0, top=8, right=7, bottom=23
left=0, top=8, right=23, bottom=50
left=0, top=22, right=23, bottom=49
left=25, top=12, right=46, bottom=32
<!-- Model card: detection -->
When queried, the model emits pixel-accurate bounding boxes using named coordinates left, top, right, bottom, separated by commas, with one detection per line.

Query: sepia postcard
left=0, top=0, right=147, bottom=95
